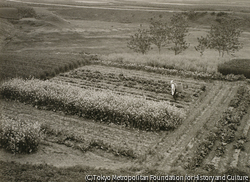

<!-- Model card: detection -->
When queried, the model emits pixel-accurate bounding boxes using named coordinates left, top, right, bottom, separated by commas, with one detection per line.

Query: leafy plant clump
left=0, top=115, right=43, bottom=154
left=218, top=59, right=250, bottom=79
left=215, top=86, right=250, bottom=155
left=0, top=78, right=185, bottom=131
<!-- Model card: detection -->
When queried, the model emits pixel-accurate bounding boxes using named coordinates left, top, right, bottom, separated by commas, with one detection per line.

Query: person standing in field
left=171, top=80, right=177, bottom=100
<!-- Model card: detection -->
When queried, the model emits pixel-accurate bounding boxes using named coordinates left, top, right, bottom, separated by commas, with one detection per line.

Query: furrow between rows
left=156, top=83, right=232, bottom=170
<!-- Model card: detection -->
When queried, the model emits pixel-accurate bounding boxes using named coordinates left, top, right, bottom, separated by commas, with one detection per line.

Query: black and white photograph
left=0, top=0, right=250, bottom=181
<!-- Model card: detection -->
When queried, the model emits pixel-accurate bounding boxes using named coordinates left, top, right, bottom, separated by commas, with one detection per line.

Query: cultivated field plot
left=1, top=0, right=250, bottom=179
left=51, top=64, right=207, bottom=109
left=1, top=71, right=249, bottom=176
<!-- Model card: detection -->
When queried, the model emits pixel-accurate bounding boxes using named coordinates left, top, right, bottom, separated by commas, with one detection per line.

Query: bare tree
left=149, top=19, right=169, bottom=54
left=195, top=36, right=209, bottom=57
left=127, top=27, right=152, bottom=54
left=168, top=14, right=189, bottom=55
left=207, top=17, right=243, bottom=57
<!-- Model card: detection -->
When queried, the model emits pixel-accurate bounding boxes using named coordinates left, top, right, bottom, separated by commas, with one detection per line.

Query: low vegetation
left=41, top=122, right=137, bottom=158
left=218, top=59, right=250, bottom=78
left=0, top=78, right=185, bottom=131
left=188, top=85, right=250, bottom=169
left=52, top=64, right=205, bottom=106
left=0, top=115, right=43, bottom=154
left=95, top=58, right=246, bottom=81
left=0, top=52, right=92, bottom=82
left=0, top=161, right=121, bottom=182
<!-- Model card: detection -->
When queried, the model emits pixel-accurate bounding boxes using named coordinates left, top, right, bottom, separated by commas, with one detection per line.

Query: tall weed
left=99, top=53, right=228, bottom=74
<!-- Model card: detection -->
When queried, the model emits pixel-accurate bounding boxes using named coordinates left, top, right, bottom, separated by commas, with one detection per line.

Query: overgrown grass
left=218, top=59, right=250, bottom=78
left=0, top=78, right=185, bottom=131
left=99, top=53, right=228, bottom=74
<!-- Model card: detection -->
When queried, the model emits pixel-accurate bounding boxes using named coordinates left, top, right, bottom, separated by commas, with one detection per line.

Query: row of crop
left=187, top=85, right=250, bottom=169
left=214, top=86, right=250, bottom=157
left=38, top=59, right=90, bottom=80
left=62, top=68, right=172, bottom=94
left=92, top=60, right=246, bottom=82
left=41, top=123, right=137, bottom=158
left=52, top=76, right=189, bottom=109
left=0, top=78, right=185, bottom=131
left=0, top=53, right=92, bottom=82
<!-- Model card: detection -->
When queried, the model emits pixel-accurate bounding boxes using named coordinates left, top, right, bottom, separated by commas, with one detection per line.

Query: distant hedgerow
left=218, top=59, right=250, bottom=78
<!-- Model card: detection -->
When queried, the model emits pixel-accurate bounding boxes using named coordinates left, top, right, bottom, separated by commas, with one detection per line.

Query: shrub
left=218, top=59, right=250, bottom=78
left=0, top=115, right=43, bottom=154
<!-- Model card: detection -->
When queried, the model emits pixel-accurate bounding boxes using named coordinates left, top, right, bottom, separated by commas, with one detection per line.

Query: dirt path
left=0, top=140, right=133, bottom=170
left=146, top=82, right=239, bottom=172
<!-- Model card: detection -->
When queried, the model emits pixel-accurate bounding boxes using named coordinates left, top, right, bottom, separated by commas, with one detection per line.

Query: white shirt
left=171, top=83, right=176, bottom=96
